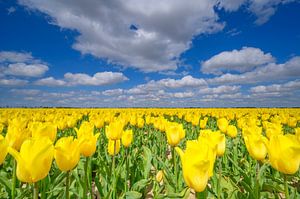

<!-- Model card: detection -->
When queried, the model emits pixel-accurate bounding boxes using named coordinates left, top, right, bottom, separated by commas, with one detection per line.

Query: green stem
left=125, top=148, right=129, bottom=192
left=89, top=157, right=93, bottom=199
left=217, top=158, right=222, bottom=199
left=172, top=147, right=177, bottom=192
left=12, top=159, right=16, bottom=199
left=84, top=157, right=88, bottom=199
left=34, top=182, right=39, bottom=199
left=66, top=171, right=70, bottom=199
left=284, top=174, right=289, bottom=199
left=111, top=140, right=116, bottom=198
left=255, top=162, right=260, bottom=199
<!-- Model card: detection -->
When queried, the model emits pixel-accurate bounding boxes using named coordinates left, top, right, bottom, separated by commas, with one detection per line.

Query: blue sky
left=0, top=0, right=299, bottom=107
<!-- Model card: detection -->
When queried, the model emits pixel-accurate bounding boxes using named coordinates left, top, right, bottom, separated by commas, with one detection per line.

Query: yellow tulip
left=227, top=125, right=237, bottom=138
left=54, top=137, right=81, bottom=172
left=105, top=121, right=124, bottom=140
left=199, top=129, right=225, bottom=157
left=121, top=129, right=133, bottom=148
left=217, top=118, right=228, bottom=133
left=108, top=139, right=121, bottom=156
left=75, top=122, right=100, bottom=157
left=176, top=139, right=216, bottom=192
left=243, top=134, right=268, bottom=161
left=165, top=123, right=185, bottom=146
left=30, top=122, right=57, bottom=142
left=266, top=134, right=300, bottom=174
left=0, top=135, right=8, bottom=165
left=8, top=137, right=54, bottom=183
left=199, top=117, right=208, bottom=129
left=5, top=125, right=31, bottom=151
left=156, top=170, right=164, bottom=183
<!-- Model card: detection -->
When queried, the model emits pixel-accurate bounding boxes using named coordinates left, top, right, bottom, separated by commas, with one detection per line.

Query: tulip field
left=0, top=108, right=299, bottom=199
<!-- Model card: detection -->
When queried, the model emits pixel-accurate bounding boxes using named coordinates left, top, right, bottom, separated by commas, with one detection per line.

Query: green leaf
left=142, top=146, right=152, bottom=179
left=131, top=179, right=149, bottom=192
left=125, top=191, right=142, bottom=199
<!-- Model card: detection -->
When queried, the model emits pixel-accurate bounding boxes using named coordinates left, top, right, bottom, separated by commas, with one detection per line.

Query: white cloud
left=35, top=77, right=66, bottom=86
left=0, top=51, right=35, bottom=63
left=208, top=56, right=300, bottom=84
left=10, top=89, right=41, bottom=95
left=250, top=79, right=300, bottom=93
left=3, top=63, right=49, bottom=77
left=218, top=0, right=246, bottom=11
left=201, top=47, right=275, bottom=75
left=34, top=72, right=128, bottom=86
left=18, top=0, right=226, bottom=72
left=102, top=89, right=124, bottom=96
left=0, top=78, right=28, bottom=86
left=200, top=85, right=240, bottom=94
left=173, top=91, right=194, bottom=98
left=64, top=72, right=128, bottom=86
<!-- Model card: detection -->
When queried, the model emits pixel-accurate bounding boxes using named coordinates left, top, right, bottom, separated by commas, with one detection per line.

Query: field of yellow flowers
left=0, top=108, right=299, bottom=199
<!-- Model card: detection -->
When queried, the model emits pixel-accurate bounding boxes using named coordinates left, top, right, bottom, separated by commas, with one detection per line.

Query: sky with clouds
left=0, top=0, right=299, bottom=107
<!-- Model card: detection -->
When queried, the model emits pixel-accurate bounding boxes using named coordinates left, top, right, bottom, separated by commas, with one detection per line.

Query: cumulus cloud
left=0, top=78, right=28, bottom=86
left=18, top=0, right=226, bottom=72
left=0, top=51, right=35, bottom=63
left=201, top=47, right=275, bottom=75
left=200, top=85, right=241, bottom=94
left=250, top=79, right=300, bottom=93
left=35, top=72, right=128, bottom=86
left=2, top=63, right=49, bottom=77
left=35, top=77, right=66, bottom=86
left=208, top=56, right=300, bottom=84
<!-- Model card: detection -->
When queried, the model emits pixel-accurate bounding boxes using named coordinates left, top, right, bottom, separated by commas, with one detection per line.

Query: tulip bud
left=54, top=137, right=80, bottom=172
left=8, top=137, right=54, bottom=183
left=108, top=139, right=121, bottom=156
left=121, top=129, right=133, bottom=148
left=0, top=135, right=8, bottom=165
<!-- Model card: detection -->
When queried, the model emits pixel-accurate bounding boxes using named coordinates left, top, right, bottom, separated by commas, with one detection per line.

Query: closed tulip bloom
left=55, top=137, right=81, bottom=172
left=8, top=137, right=54, bottom=183
left=75, top=122, right=100, bottom=157
left=199, top=117, right=208, bottom=129
left=30, top=122, right=57, bottom=142
left=156, top=170, right=164, bottom=183
left=121, top=129, right=133, bottom=148
left=5, top=124, right=31, bottom=151
left=266, top=134, right=300, bottom=174
left=105, top=121, right=124, bottom=140
left=227, top=125, right=238, bottom=138
left=199, top=130, right=226, bottom=157
left=0, top=135, right=8, bottom=165
left=243, top=134, right=268, bottom=161
left=165, top=123, right=185, bottom=146
left=108, top=139, right=121, bottom=156
left=176, top=139, right=216, bottom=192
left=217, top=118, right=228, bottom=133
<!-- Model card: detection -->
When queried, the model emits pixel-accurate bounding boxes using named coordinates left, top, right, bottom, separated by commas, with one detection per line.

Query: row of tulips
left=0, top=108, right=299, bottom=198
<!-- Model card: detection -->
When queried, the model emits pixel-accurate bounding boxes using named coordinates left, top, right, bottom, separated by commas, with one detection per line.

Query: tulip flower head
left=8, top=137, right=54, bottom=183
left=54, top=137, right=81, bottom=172
left=121, top=129, right=133, bottom=148
left=176, top=139, right=216, bottom=192
left=217, top=118, right=228, bottom=133
left=0, top=135, right=8, bottom=165
left=108, top=139, right=121, bottom=156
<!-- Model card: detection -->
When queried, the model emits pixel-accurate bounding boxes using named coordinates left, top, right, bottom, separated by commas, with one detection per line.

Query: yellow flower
left=217, top=118, right=228, bottom=133
left=75, top=122, right=100, bottom=157
left=165, top=123, right=185, bottom=146
left=156, top=170, right=164, bottom=183
left=0, top=135, right=8, bottom=165
left=199, top=117, right=208, bottom=129
left=5, top=124, right=31, bottom=151
left=108, top=139, right=121, bottom=156
left=121, top=129, right=133, bottom=148
left=30, top=122, right=57, bottom=142
left=266, top=134, right=300, bottom=174
left=8, top=137, right=54, bottom=183
left=243, top=134, right=268, bottom=161
left=176, top=139, right=216, bottom=192
left=227, top=125, right=237, bottom=138
left=105, top=121, right=124, bottom=140
left=54, top=137, right=81, bottom=172
left=199, top=129, right=226, bottom=157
